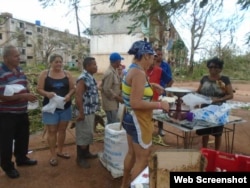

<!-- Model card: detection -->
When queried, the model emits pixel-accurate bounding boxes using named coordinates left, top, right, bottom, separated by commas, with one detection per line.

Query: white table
left=153, top=114, right=246, bottom=153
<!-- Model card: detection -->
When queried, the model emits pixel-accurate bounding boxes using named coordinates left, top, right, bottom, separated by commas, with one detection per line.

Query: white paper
left=130, top=167, right=149, bottom=187
left=182, top=93, right=212, bottom=109
left=4, top=84, right=25, bottom=96
left=42, top=95, right=65, bottom=113
left=28, top=101, right=39, bottom=110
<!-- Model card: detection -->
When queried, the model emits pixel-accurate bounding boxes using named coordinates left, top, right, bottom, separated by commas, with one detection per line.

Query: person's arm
left=196, top=83, right=202, bottom=93
left=129, top=69, right=169, bottom=112
left=64, top=71, right=75, bottom=102
left=166, top=79, right=174, bottom=87
left=150, top=83, right=165, bottom=96
left=0, top=93, right=37, bottom=102
left=213, top=83, right=234, bottom=103
left=36, top=70, right=55, bottom=99
left=161, top=69, right=173, bottom=88
left=75, top=79, right=85, bottom=121
left=102, top=73, right=115, bottom=99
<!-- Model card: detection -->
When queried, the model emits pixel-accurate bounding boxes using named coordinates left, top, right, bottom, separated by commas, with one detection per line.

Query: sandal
left=57, top=153, right=70, bottom=159
left=49, top=158, right=58, bottom=166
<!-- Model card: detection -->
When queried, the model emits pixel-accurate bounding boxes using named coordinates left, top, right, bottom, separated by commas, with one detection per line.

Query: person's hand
left=21, top=93, right=38, bottom=102
left=46, top=92, right=56, bottom=99
left=152, top=83, right=165, bottom=95
left=76, top=113, right=85, bottom=122
left=211, top=97, right=221, bottom=103
left=160, top=101, right=169, bottom=112
left=64, top=94, right=71, bottom=102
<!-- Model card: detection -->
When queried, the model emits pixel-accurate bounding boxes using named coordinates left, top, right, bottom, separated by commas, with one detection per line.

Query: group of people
left=120, top=41, right=233, bottom=187
left=0, top=41, right=233, bottom=185
left=0, top=45, right=99, bottom=178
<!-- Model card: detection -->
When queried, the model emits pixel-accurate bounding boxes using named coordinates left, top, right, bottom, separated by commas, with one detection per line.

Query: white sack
left=99, top=123, right=128, bottom=178
left=191, top=103, right=231, bottom=125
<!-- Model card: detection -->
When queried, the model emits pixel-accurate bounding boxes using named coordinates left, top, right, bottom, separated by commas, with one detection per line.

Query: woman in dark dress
left=196, top=57, right=234, bottom=150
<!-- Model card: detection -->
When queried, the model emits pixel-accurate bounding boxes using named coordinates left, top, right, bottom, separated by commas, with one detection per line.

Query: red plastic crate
left=200, top=148, right=250, bottom=172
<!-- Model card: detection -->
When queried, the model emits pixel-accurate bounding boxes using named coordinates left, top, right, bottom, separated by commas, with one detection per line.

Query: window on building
left=37, top=27, right=42, bottom=33
left=26, top=31, right=32, bottom=35
left=21, top=49, right=26, bottom=55
left=20, top=22, right=24, bottom=28
left=0, top=33, right=2, bottom=40
left=27, top=44, right=32, bottom=47
left=27, top=56, right=33, bottom=59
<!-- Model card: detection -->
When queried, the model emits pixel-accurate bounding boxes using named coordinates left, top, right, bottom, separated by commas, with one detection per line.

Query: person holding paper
left=37, top=54, right=75, bottom=166
left=0, top=45, right=38, bottom=179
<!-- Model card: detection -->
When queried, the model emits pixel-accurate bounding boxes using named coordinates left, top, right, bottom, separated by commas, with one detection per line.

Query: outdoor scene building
left=90, top=0, right=188, bottom=73
left=0, top=12, right=89, bottom=67
left=0, top=1, right=188, bottom=73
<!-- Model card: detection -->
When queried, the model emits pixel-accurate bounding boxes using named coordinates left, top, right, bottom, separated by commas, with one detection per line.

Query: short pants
left=122, top=112, right=139, bottom=144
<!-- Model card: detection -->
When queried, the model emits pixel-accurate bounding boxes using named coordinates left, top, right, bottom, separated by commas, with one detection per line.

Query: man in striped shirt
left=0, top=45, right=38, bottom=179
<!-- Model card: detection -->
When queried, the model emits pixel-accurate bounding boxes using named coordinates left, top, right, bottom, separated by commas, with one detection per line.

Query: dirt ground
left=0, top=81, right=249, bottom=188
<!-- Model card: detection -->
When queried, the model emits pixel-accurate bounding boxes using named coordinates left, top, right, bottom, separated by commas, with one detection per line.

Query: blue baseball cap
left=109, top=52, right=124, bottom=62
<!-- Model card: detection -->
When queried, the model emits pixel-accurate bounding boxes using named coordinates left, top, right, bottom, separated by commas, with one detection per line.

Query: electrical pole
left=73, top=0, right=83, bottom=70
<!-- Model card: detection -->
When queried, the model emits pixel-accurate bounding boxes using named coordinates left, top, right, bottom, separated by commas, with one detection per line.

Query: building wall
left=91, top=33, right=144, bottom=72
left=90, top=0, right=144, bottom=73
left=90, top=0, right=188, bottom=73
left=0, top=12, right=89, bottom=66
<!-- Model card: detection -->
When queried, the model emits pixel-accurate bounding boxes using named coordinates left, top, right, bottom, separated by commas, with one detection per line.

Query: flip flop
left=49, top=158, right=58, bottom=166
left=57, top=153, right=70, bottom=159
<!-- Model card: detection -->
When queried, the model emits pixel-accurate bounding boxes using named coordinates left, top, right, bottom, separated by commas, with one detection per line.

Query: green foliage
left=174, top=52, right=250, bottom=81
left=28, top=108, right=43, bottom=134
left=25, top=51, right=250, bottom=133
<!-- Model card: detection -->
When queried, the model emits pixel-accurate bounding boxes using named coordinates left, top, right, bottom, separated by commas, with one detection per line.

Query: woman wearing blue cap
left=120, top=40, right=170, bottom=187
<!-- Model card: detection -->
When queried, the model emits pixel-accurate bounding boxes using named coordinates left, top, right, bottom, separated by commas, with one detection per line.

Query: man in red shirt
left=146, top=55, right=173, bottom=136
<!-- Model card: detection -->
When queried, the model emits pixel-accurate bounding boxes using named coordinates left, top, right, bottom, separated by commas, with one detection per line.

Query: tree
left=38, top=0, right=86, bottom=69
left=237, top=0, right=250, bottom=45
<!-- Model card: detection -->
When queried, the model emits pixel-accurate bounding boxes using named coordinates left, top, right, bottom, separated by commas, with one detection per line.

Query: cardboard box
left=148, top=149, right=204, bottom=188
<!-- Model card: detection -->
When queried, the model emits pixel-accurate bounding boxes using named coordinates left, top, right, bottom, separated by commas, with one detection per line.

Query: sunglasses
left=208, top=66, right=220, bottom=69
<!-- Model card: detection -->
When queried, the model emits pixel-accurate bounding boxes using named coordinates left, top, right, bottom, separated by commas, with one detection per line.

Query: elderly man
left=0, top=45, right=38, bottom=179
left=101, top=52, right=124, bottom=125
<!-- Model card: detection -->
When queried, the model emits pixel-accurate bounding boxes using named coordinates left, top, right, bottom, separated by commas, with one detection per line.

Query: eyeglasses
left=208, top=66, right=219, bottom=69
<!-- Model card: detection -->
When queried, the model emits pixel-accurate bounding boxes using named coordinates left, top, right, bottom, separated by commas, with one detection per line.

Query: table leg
left=230, top=123, right=236, bottom=153
left=183, top=132, right=192, bottom=149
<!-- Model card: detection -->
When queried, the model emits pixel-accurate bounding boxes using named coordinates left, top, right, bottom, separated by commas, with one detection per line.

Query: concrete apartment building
left=0, top=12, right=89, bottom=66
left=90, top=0, right=188, bottom=73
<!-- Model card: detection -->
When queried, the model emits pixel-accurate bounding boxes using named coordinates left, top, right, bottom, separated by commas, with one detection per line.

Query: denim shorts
left=42, top=106, right=72, bottom=125
left=122, top=112, right=139, bottom=144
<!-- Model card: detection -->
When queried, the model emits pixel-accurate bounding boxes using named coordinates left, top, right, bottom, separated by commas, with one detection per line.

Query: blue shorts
left=122, top=112, right=139, bottom=144
left=42, top=107, right=72, bottom=125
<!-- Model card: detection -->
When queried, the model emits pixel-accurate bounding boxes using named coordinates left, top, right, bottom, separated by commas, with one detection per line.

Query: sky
left=1, top=0, right=249, bottom=60
left=0, top=0, right=90, bottom=36
left=160, top=0, right=250, bottom=60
